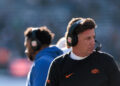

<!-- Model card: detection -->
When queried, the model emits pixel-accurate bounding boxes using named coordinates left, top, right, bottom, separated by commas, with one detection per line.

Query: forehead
left=78, top=29, right=95, bottom=37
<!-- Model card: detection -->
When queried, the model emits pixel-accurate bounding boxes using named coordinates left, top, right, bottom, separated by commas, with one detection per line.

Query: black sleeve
left=45, top=59, right=60, bottom=86
left=103, top=54, right=120, bottom=86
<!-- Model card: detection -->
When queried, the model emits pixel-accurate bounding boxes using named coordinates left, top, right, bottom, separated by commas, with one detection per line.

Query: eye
left=87, top=37, right=91, bottom=40
left=86, top=36, right=95, bottom=41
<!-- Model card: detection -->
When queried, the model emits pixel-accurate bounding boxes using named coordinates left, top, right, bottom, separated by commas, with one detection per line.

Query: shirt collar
left=70, top=52, right=87, bottom=60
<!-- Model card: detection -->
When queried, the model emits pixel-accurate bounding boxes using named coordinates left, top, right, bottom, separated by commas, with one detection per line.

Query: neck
left=72, top=47, right=88, bottom=57
left=40, top=44, right=48, bottom=50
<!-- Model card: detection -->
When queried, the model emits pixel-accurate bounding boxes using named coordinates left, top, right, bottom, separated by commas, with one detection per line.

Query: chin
left=88, top=50, right=94, bottom=54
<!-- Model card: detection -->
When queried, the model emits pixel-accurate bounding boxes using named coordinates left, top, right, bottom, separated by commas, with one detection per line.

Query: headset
left=67, top=20, right=102, bottom=51
left=95, top=40, right=102, bottom=52
left=30, top=28, right=41, bottom=51
left=67, top=20, right=83, bottom=46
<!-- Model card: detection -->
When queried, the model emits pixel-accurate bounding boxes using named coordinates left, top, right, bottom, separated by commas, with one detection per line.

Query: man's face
left=24, top=37, right=34, bottom=61
left=75, top=29, right=95, bottom=56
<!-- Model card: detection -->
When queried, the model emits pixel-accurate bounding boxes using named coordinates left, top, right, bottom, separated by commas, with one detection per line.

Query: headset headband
left=69, top=19, right=84, bottom=34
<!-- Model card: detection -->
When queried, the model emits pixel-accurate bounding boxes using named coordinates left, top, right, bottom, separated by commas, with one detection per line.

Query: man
left=45, top=17, right=120, bottom=86
left=24, top=26, right=63, bottom=86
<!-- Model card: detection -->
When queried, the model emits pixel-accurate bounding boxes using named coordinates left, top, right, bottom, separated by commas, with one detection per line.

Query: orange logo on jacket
left=47, top=79, right=50, bottom=84
left=91, top=68, right=100, bottom=74
left=65, top=73, right=73, bottom=78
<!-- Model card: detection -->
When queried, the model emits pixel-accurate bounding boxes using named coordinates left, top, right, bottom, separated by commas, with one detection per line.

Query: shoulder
left=54, top=53, right=69, bottom=62
left=93, top=51, right=116, bottom=65
left=95, top=51, right=120, bottom=75
left=33, top=56, right=53, bottom=69
left=93, top=51, right=114, bottom=59
left=50, top=53, right=69, bottom=66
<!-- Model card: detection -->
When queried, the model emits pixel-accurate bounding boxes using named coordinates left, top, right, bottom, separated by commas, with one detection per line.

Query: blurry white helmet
left=56, top=37, right=66, bottom=49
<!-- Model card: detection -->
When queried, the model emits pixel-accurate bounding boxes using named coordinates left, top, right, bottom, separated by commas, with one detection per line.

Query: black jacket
left=46, top=51, right=120, bottom=86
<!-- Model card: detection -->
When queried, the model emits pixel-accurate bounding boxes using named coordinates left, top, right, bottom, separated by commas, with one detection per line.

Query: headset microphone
left=95, top=40, right=102, bottom=52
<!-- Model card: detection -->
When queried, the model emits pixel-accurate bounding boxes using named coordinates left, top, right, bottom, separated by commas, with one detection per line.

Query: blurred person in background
left=56, top=37, right=71, bottom=54
left=56, top=37, right=66, bottom=49
left=24, top=26, right=63, bottom=86
left=45, top=17, right=120, bottom=86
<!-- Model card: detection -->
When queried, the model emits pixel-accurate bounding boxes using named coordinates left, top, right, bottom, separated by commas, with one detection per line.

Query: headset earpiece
left=67, top=20, right=83, bottom=46
left=30, top=29, right=41, bottom=51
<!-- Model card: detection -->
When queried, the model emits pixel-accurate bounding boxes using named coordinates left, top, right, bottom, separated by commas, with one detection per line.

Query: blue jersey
left=26, top=46, right=63, bottom=86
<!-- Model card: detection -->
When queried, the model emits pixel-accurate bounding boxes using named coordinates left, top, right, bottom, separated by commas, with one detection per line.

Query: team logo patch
left=91, top=68, right=100, bottom=74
